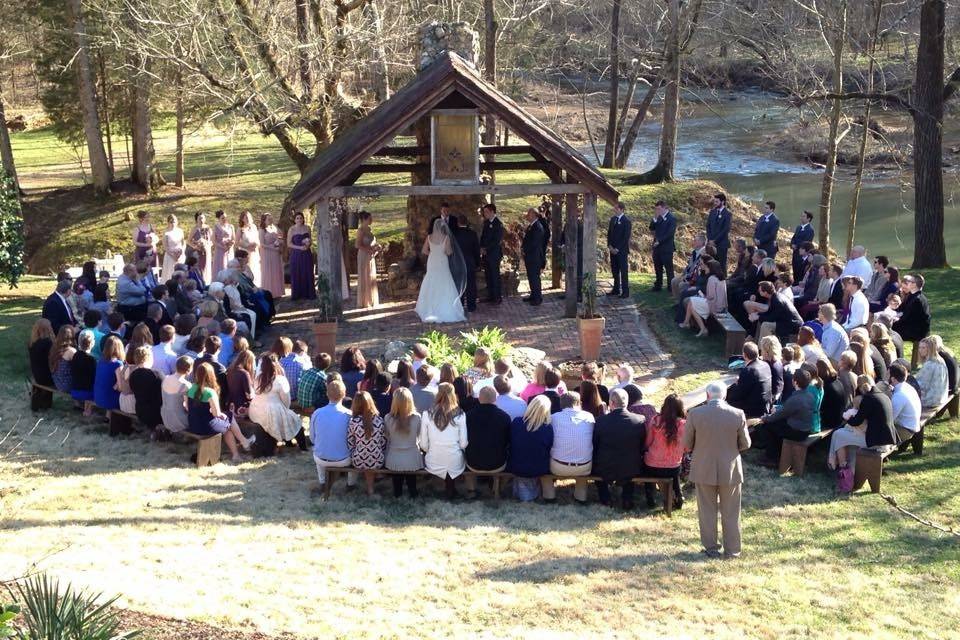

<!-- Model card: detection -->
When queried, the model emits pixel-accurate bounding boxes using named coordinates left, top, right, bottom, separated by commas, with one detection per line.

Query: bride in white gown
left=416, top=219, right=467, bottom=323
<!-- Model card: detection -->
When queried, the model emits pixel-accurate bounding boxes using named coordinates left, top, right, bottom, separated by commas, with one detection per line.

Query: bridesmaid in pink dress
left=355, top=211, right=381, bottom=309
left=259, top=213, right=285, bottom=298
left=212, top=210, right=235, bottom=277
left=237, top=211, right=261, bottom=286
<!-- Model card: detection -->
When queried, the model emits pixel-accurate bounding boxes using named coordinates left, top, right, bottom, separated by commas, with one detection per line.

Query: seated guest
left=91, top=278, right=113, bottom=332
left=310, top=380, right=355, bottom=489
left=71, top=331, right=97, bottom=416
left=781, top=343, right=801, bottom=403
left=463, top=347, right=493, bottom=386
left=249, top=354, right=305, bottom=450
left=420, top=383, right=469, bottom=499
left=493, top=357, right=527, bottom=395
left=817, top=359, right=847, bottom=431
left=172, top=314, right=196, bottom=355
left=297, top=352, right=332, bottom=410
left=828, top=375, right=896, bottom=473
left=757, top=368, right=816, bottom=462
left=536, top=369, right=564, bottom=414
left=680, top=259, right=726, bottom=338
left=277, top=338, right=310, bottom=405
left=225, top=349, right=255, bottom=417
left=347, top=391, right=386, bottom=496
left=410, top=343, right=429, bottom=373
left=863, top=255, right=889, bottom=301
left=612, top=364, right=635, bottom=390
left=543, top=392, right=595, bottom=504
left=411, top=365, right=438, bottom=414
left=870, top=324, right=897, bottom=369
left=875, top=293, right=902, bottom=327
left=117, top=345, right=147, bottom=415
left=579, top=380, right=607, bottom=418
left=837, top=350, right=858, bottom=403
left=185, top=255, right=206, bottom=291
left=849, top=341, right=875, bottom=380
left=393, top=360, right=416, bottom=391
left=507, top=396, right=554, bottom=502
left=842, top=276, right=869, bottom=331
left=127, top=322, right=155, bottom=351
left=869, top=264, right=899, bottom=313
left=186, top=362, right=254, bottom=461
left=520, top=361, right=567, bottom=402
left=892, top=274, right=930, bottom=343
left=42, top=279, right=78, bottom=335
left=726, top=342, right=773, bottom=418
left=79, top=310, right=105, bottom=360
left=643, top=393, right=686, bottom=510
left=752, top=277, right=802, bottom=341
left=371, top=372, right=394, bottom=416
left=217, top=319, right=237, bottom=367
left=889, top=363, right=922, bottom=444
left=671, top=233, right=707, bottom=299
left=914, top=336, right=949, bottom=410
left=759, top=335, right=784, bottom=403
left=143, top=303, right=164, bottom=344
left=359, top=358, right=382, bottom=392
left=803, top=362, right=824, bottom=434
left=101, top=311, right=126, bottom=350
left=160, top=355, right=192, bottom=434
left=116, top=263, right=148, bottom=323
left=592, top=389, right=645, bottom=509
left=451, top=377, right=476, bottom=414
left=464, top=387, right=512, bottom=497
left=234, top=249, right=275, bottom=326
left=575, top=361, right=610, bottom=403
left=798, top=262, right=836, bottom=320
left=49, top=325, right=77, bottom=394
left=851, top=328, right=887, bottom=381
left=183, top=328, right=207, bottom=361
left=932, top=335, right=959, bottom=395
left=798, top=325, right=829, bottom=366
left=94, top=336, right=125, bottom=415
left=197, top=335, right=228, bottom=392
left=793, top=253, right=826, bottom=307
left=818, top=304, right=849, bottom=364
left=151, top=325, right=179, bottom=376
left=625, top=383, right=657, bottom=423
left=384, top=387, right=424, bottom=498
left=339, top=346, right=366, bottom=398
left=438, top=363, right=457, bottom=386
left=130, top=351, right=164, bottom=435
left=151, top=284, right=176, bottom=326
left=220, top=272, right=257, bottom=337
left=196, top=300, right=220, bottom=333
left=493, top=375, right=526, bottom=420
left=842, top=245, right=873, bottom=283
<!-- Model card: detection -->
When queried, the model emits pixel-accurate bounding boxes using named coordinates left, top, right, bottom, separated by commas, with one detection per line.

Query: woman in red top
left=643, top=394, right=687, bottom=510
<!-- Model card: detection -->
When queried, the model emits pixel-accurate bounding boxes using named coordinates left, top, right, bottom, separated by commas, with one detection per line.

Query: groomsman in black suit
left=706, top=193, right=732, bottom=272
left=790, top=210, right=815, bottom=282
left=429, top=202, right=456, bottom=232
left=480, top=203, right=504, bottom=304
left=449, top=217, right=480, bottom=312
left=753, top=201, right=780, bottom=258
left=522, top=208, right=547, bottom=305
left=648, top=200, right=676, bottom=293
left=607, top=202, right=632, bottom=297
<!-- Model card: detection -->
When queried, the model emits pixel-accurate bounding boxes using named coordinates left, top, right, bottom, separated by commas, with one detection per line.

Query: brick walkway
left=270, top=278, right=673, bottom=383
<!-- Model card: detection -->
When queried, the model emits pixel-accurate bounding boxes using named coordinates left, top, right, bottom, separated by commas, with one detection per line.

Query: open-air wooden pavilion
left=288, top=51, right=620, bottom=317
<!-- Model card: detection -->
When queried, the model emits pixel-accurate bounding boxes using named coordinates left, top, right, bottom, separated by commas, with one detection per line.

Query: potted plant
left=577, top=272, right=605, bottom=361
left=312, top=272, right=338, bottom=356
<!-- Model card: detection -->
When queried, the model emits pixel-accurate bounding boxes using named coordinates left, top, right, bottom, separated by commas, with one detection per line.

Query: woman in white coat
left=249, top=354, right=305, bottom=449
left=420, top=382, right=468, bottom=498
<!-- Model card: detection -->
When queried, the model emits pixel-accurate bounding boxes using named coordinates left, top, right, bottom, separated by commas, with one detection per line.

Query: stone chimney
left=418, top=21, right=480, bottom=70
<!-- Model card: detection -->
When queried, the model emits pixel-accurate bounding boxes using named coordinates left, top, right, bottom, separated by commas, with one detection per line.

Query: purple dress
left=290, top=232, right=316, bottom=300
left=135, top=225, right=157, bottom=267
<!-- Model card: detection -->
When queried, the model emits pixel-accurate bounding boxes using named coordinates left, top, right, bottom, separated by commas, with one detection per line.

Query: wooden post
left=550, top=194, right=563, bottom=289
left=583, top=193, right=598, bottom=288
left=564, top=193, right=579, bottom=318
left=315, top=197, right=344, bottom=316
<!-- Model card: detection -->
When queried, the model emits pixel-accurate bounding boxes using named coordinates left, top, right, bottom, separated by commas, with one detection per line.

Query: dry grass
left=2, top=389, right=958, bottom=640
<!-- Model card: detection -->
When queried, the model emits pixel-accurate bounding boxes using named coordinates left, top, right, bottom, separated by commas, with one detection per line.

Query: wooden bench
left=778, top=428, right=836, bottom=477
left=322, top=468, right=676, bottom=516
left=708, top=312, right=747, bottom=357
left=853, top=393, right=958, bottom=493
left=181, top=431, right=224, bottom=467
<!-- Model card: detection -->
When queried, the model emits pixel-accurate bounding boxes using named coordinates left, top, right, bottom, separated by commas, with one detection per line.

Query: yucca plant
left=14, top=574, right=140, bottom=640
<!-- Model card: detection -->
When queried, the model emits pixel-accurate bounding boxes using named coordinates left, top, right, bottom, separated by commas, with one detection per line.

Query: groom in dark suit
left=522, top=208, right=546, bottom=305
left=450, top=217, right=480, bottom=312
left=607, top=202, right=632, bottom=297
left=648, top=200, right=676, bottom=293
left=480, top=203, right=504, bottom=304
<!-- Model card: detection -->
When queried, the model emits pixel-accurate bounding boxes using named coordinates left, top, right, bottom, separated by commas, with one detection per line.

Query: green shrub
left=0, top=174, right=25, bottom=289
left=13, top=574, right=140, bottom=640
left=1, top=604, right=19, bottom=639
left=416, top=326, right=512, bottom=373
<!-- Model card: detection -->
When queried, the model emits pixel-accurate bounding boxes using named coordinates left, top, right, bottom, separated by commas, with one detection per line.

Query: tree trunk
left=911, top=0, right=947, bottom=268
left=66, top=0, right=112, bottom=193
left=175, top=65, right=185, bottom=188
left=613, top=62, right=640, bottom=152
left=131, top=62, right=162, bottom=191
left=601, top=0, right=622, bottom=168
left=295, top=0, right=313, bottom=97
left=365, top=0, right=390, bottom=102
left=0, top=79, right=19, bottom=192
left=847, top=0, right=884, bottom=255
left=615, top=73, right=663, bottom=169
left=817, top=0, right=847, bottom=258
left=483, top=0, right=498, bottom=190
left=97, top=52, right=114, bottom=173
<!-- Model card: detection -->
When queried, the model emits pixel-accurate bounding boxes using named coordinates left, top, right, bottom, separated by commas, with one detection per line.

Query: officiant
left=480, top=203, right=504, bottom=305
left=522, top=208, right=547, bottom=306
left=449, top=217, right=480, bottom=312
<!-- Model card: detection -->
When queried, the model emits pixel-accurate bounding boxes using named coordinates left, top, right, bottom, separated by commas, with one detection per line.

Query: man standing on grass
left=683, top=381, right=751, bottom=559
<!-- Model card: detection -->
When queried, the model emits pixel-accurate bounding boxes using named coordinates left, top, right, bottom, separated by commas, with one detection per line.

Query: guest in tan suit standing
left=683, top=381, right=751, bottom=558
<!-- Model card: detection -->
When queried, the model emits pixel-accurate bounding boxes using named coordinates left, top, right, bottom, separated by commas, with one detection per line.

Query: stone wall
left=418, top=21, right=480, bottom=69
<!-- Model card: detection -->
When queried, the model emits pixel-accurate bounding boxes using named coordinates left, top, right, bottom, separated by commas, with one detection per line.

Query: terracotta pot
left=577, top=316, right=606, bottom=361
left=312, top=321, right=338, bottom=357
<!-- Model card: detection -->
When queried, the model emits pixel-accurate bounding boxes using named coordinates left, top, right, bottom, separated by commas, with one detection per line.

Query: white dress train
left=415, top=239, right=466, bottom=323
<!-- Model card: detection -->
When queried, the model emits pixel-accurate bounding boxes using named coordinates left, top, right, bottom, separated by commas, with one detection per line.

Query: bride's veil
left=434, top=218, right=468, bottom=301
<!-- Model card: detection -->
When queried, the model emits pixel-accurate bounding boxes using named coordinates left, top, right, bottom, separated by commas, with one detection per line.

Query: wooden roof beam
left=328, top=183, right=592, bottom=198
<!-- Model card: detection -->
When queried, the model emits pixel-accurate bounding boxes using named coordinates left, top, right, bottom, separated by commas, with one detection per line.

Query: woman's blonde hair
left=534, top=361, right=553, bottom=386
left=430, top=382, right=461, bottom=430
left=856, top=374, right=874, bottom=394
left=439, top=363, right=458, bottom=386
left=472, top=347, right=492, bottom=374
left=389, top=387, right=415, bottom=433
left=130, top=345, right=151, bottom=366
left=352, top=391, right=379, bottom=439
left=128, top=322, right=154, bottom=349
left=228, top=348, right=255, bottom=376
left=839, top=349, right=858, bottom=370
left=102, top=335, right=125, bottom=362
left=30, top=319, right=55, bottom=347
left=200, top=300, right=219, bottom=319
left=919, top=336, right=943, bottom=365
left=523, top=395, right=552, bottom=431
left=760, top=335, right=783, bottom=362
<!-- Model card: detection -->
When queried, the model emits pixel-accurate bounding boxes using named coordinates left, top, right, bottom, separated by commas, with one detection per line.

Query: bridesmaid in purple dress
left=287, top=212, right=315, bottom=300
left=132, top=211, right=158, bottom=268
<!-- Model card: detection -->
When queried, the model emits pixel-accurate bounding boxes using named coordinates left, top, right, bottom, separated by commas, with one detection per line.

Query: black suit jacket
left=649, top=212, right=676, bottom=258
left=522, top=218, right=547, bottom=270
left=592, top=408, right=645, bottom=480
left=828, top=278, right=844, bottom=309
left=757, top=292, right=803, bottom=336
left=892, top=291, right=931, bottom=342
left=42, top=293, right=74, bottom=334
left=727, top=359, right=773, bottom=418
left=537, top=390, right=562, bottom=414
left=790, top=224, right=814, bottom=251
left=480, top=217, right=504, bottom=259
left=453, top=226, right=481, bottom=269
left=754, top=214, right=780, bottom=254
left=465, top=404, right=512, bottom=470
left=706, top=206, right=732, bottom=250
left=607, top=215, right=632, bottom=255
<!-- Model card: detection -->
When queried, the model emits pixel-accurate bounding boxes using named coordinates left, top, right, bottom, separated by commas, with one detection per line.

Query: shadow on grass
left=475, top=551, right=706, bottom=583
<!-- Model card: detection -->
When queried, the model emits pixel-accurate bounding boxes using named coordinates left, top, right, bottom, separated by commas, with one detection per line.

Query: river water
left=610, top=90, right=959, bottom=265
